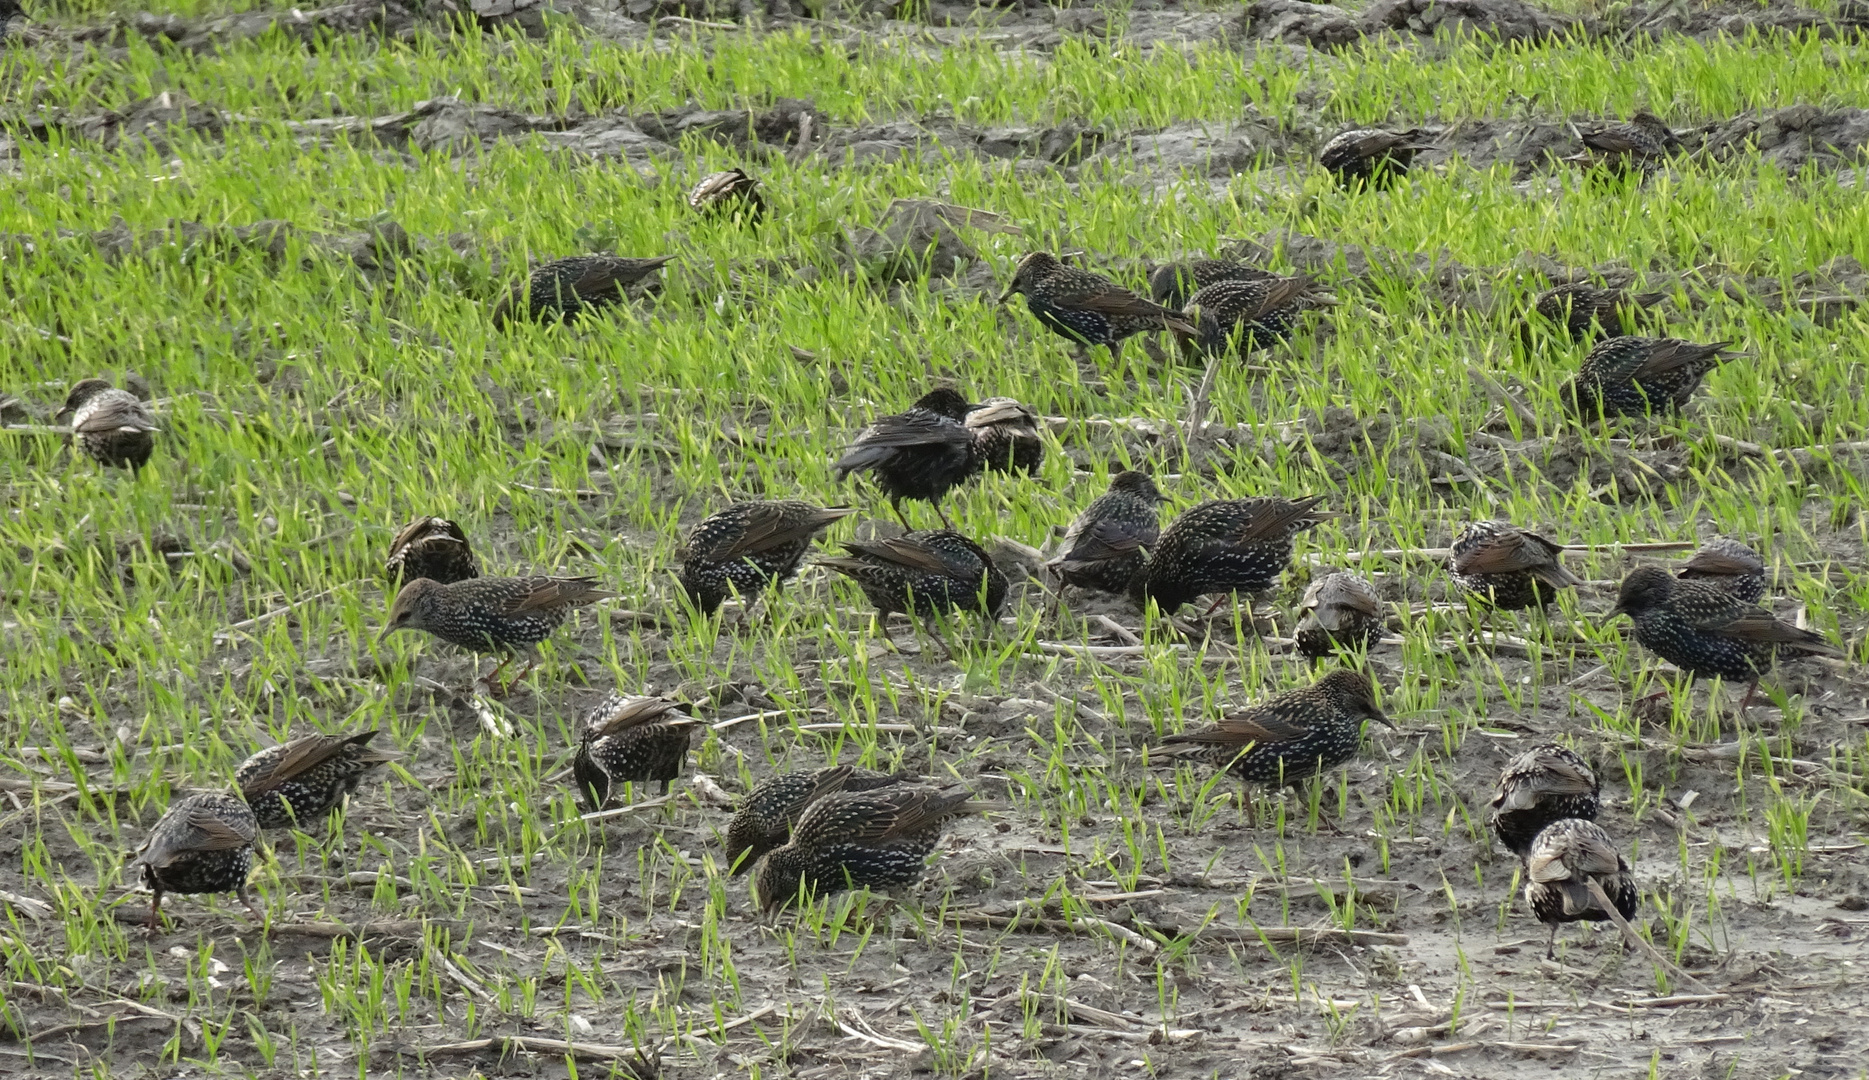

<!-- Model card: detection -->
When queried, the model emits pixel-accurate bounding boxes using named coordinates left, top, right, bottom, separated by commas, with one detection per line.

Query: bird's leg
left=890, top=498, right=914, bottom=533
left=1044, top=583, right=1067, bottom=625
left=1545, top=924, right=1559, bottom=961
left=874, top=614, right=904, bottom=653
left=934, top=502, right=956, bottom=532
left=146, top=889, right=164, bottom=934
left=478, top=655, right=513, bottom=696
left=238, top=886, right=265, bottom=928
left=1738, top=680, right=1760, bottom=719
left=1200, top=594, right=1230, bottom=619
left=921, top=617, right=958, bottom=662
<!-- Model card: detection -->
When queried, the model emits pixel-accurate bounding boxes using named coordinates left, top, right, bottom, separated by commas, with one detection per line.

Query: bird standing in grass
left=689, top=168, right=764, bottom=224
left=237, top=731, right=399, bottom=830
left=1180, top=273, right=1314, bottom=356
left=833, top=388, right=979, bottom=530
left=386, top=517, right=479, bottom=586
left=999, top=251, right=1196, bottom=359
left=1048, top=470, right=1167, bottom=602
left=1294, top=571, right=1387, bottom=660
left=126, top=793, right=261, bottom=931
left=964, top=397, right=1045, bottom=475
left=572, top=693, right=698, bottom=809
left=1676, top=537, right=1766, bottom=604
left=1129, top=496, right=1333, bottom=615
left=725, top=764, right=920, bottom=874
left=379, top=575, right=615, bottom=694
left=677, top=501, right=857, bottom=616
left=1448, top=520, right=1581, bottom=611
left=1561, top=336, right=1738, bottom=418
left=754, top=783, right=1002, bottom=909
left=1527, top=283, right=1665, bottom=342
left=1489, top=744, right=1600, bottom=859
left=818, top=530, right=1007, bottom=658
left=55, top=378, right=158, bottom=470
left=1318, top=128, right=1433, bottom=188
left=1150, top=669, right=1393, bottom=788
left=490, top=255, right=674, bottom=326
left=1147, top=259, right=1276, bottom=310
left=1569, top=110, right=1679, bottom=175
left=1523, top=818, right=1638, bottom=959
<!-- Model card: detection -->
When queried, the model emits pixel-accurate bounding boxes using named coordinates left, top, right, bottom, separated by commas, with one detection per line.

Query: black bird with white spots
left=1489, top=743, right=1601, bottom=859
left=1151, top=669, right=1393, bottom=787
left=237, top=731, right=398, bottom=830
left=678, top=501, right=856, bottom=615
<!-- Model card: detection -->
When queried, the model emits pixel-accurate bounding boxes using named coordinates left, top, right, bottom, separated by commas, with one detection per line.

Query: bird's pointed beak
left=376, top=626, right=396, bottom=644
left=995, top=285, right=1015, bottom=305
left=1367, top=708, right=1397, bottom=731
left=1600, top=604, right=1627, bottom=623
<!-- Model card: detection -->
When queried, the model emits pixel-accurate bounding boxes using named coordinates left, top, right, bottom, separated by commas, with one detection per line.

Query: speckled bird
left=725, top=764, right=920, bottom=874
left=1147, top=259, right=1277, bottom=310
left=1294, top=571, right=1387, bottom=659
left=1151, top=669, right=1393, bottom=787
left=1571, top=110, right=1679, bottom=174
left=1129, top=496, right=1333, bottom=614
left=754, top=783, right=1000, bottom=909
left=126, top=792, right=261, bottom=930
left=1523, top=818, right=1639, bottom=958
left=1677, top=537, right=1767, bottom=604
left=1489, top=744, right=1600, bottom=859
left=1528, top=283, right=1665, bottom=342
left=678, top=501, right=856, bottom=615
left=833, top=388, right=978, bottom=530
left=1048, top=470, right=1167, bottom=599
left=1181, top=274, right=1313, bottom=355
left=572, top=693, right=697, bottom=809
left=1448, top=520, right=1581, bottom=611
left=1318, top=128, right=1433, bottom=187
left=1562, top=336, right=1738, bottom=418
left=490, top=255, right=674, bottom=326
left=237, top=731, right=398, bottom=830
left=1605, top=566, right=1844, bottom=707
left=689, top=168, right=764, bottom=224
left=965, top=397, right=1044, bottom=475
left=818, top=530, right=1008, bottom=656
left=55, top=379, right=158, bottom=470
left=386, top=516, right=479, bottom=586
left=999, top=251, right=1197, bottom=358
left=379, top=575, right=615, bottom=691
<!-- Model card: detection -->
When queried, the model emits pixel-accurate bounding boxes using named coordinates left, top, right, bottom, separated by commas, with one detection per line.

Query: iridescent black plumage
left=1606, top=566, right=1843, bottom=690
left=1523, top=818, right=1639, bottom=958
left=1129, top=496, right=1332, bottom=613
left=379, top=575, right=615, bottom=690
left=999, top=251, right=1196, bottom=357
left=572, top=693, right=697, bottom=808
left=490, top=255, right=674, bottom=326
left=1569, top=110, right=1679, bottom=175
left=833, top=388, right=978, bottom=530
left=1294, top=571, right=1386, bottom=659
left=1151, top=669, right=1393, bottom=786
left=1147, top=259, right=1276, bottom=310
left=1528, top=284, right=1665, bottom=342
left=678, top=501, right=856, bottom=615
left=126, top=792, right=261, bottom=930
left=1562, top=336, right=1737, bottom=418
left=1318, top=128, right=1432, bottom=187
left=1677, top=537, right=1766, bottom=604
left=55, top=378, right=158, bottom=470
left=1048, top=470, right=1166, bottom=598
left=237, top=731, right=398, bottom=830
left=386, top=517, right=479, bottom=586
left=689, top=168, right=764, bottom=224
left=819, top=530, right=1008, bottom=639
left=1489, top=743, right=1600, bottom=859
left=725, top=764, right=919, bottom=874
left=754, top=783, right=999, bottom=909
left=965, top=397, right=1044, bottom=475
left=1181, top=274, right=1312, bottom=355
left=1448, top=520, right=1581, bottom=611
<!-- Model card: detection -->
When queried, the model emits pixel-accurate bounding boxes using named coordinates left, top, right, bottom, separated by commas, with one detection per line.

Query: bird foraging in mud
left=998, top=251, right=1197, bottom=359
left=818, top=529, right=1007, bottom=658
left=1489, top=743, right=1601, bottom=859
left=1318, top=128, right=1434, bottom=187
left=725, top=764, right=921, bottom=875
left=1568, top=110, right=1680, bottom=175
left=236, top=731, right=399, bottom=831
left=55, top=378, right=158, bottom=470
left=1526, top=283, right=1665, bottom=343
left=378, top=575, right=615, bottom=694
left=1048, top=470, right=1167, bottom=602
left=386, top=516, right=479, bottom=586
left=689, top=168, right=764, bottom=224
left=1147, top=259, right=1277, bottom=310
left=1676, top=536, right=1766, bottom=604
left=1561, top=336, right=1739, bottom=418
left=677, top=501, right=857, bottom=616
left=490, top=254, right=675, bottom=326
left=1448, top=520, right=1581, bottom=611
left=572, top=693, right=698, bottom=809
left=1523, top=818, right=1639, bottom=959
left=1294, top=571, right=1387, bottom=660
left=126, top=792, right=262, bottom=931
left=832, top=388, right=978, bottom=530
left=1604, top=565, right=1845, bottom=711
left=1150, top=669, right=1393, bottom=788
left=1180, top=273, right=1315, bottom=356
left=754, top=782, right=1002, bottom=909
left=965, top=397, right=1045, bottom=475
left=1129, top=496, right=1334, bottom=616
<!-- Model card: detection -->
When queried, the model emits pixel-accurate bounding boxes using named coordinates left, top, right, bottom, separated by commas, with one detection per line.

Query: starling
left=572, top=693, right=698, bottom=809
left=490, top=255, right=675, bottom=326
left=1523, top=818, right=1638, bottom=958
left=1318, top=128, right=1433, bottom=187
left=1181, top=274, right=1313, bottom=355
left=1448, top=520, right=1581, bottom=611
left=386, top=516, right=479, bottom=586
left=753, top=782, right=1001, bottom=909
left=1129, top=496, right=1333, bottom=614
left=1147, top=259, right=1277, bottom=309
left=998, top=251, right=1197, bottom=358
left=1562, top=336, right=1738, bottom=418
left=379, top=575, right=615, bottom=691
left=54, top=378, right=158, bottom=470
left=833, top=388, right=978, bottom=529
left=818, top=529, right=1008, bottom=657
left=1151, top=669, right=1393, bottom=787
left=237, top=731, right=399, bottom=830
left=725, top=764, right=920, bottom=874
left=965, top=397, right=1044, bottom=475
left=126, top=792, right=261, bottom=930
left=1294, top=571, right=1386, bottom=659
left=1527, top=283, right=1665, bottom=342
left=689, top=168, right=764, bottom=224
left=1605, top=566, right=1844, bottom=706
left=1048, top=470, right=1167, bottom=598
left=1489, top=743, right=1600, bottom=859
left=678, top=500, right=856, bottom=615
left=1677, top=537, right=1766, bottom=604
left=1569, top=110, right=1679, bottom=174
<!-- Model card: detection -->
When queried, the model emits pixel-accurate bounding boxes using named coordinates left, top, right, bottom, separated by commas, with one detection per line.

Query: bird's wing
left=1706, top=606, right=1845, bottom=654
left=1452, top=528, right=1560, bottom=574
left=1056, top=514, right=1158, bottom=567
left=1307, top=576, right=1383, bottom=631
left=838, top=412, right=973, bottom=454
left=1581, top=127, right=1645, bottom=154
left=74, top=396, right=158, bottom=434
left=1223, top=496, right=1332, bottom=542
left=845, top=535, right=979, bottom=578
left=1630, top=339, right=1732, bottom=379
left=137, top=802, right=256, bottom=868
left=691, top=505, right=852, bottom=561
left=587, top=695, right=689, bottom=737
left=242, top=733, right=379, bottom=795
left=503, top=576, right=612, bottom=614
left=1680, top=546, right=1762, bottom=577
left=1161, top=708, right=1310, bottom=749
left=964, top=399, right=1039, bottom=434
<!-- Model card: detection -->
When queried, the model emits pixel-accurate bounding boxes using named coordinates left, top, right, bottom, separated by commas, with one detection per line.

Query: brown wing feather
left=1224, top=496, right=1333, bottom=543
left=1709, top=608, right=1844, bottom=653
left=75, top=396, right=158, bottom=434
left=503, top=576, right=614, bottom=614
left=1057, top=516, right=1157, bottom=566
left=840, top=536, right=975, bottom=578
left=1161, top=707, right=1310, bottom=749
left=1630, top=340, right=1733, bottom=379
left=243, top=732, right=391, bottom=796
left=693, top=505, right=854, bottom=562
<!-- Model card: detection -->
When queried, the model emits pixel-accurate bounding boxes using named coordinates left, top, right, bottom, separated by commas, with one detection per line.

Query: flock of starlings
left=45, top=115, right=1851, bottom=960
